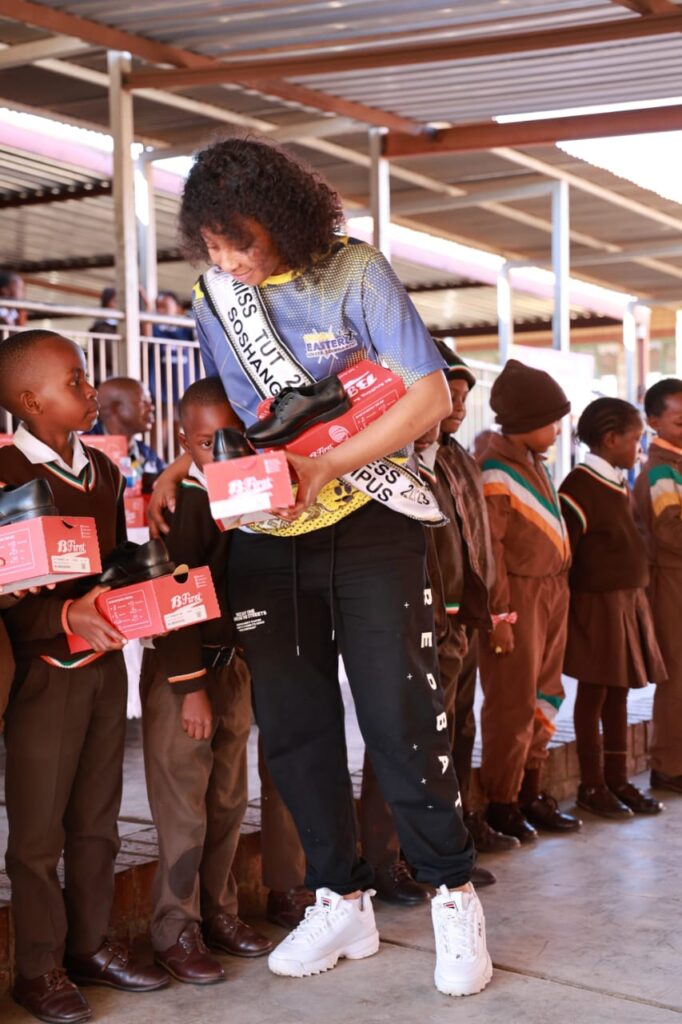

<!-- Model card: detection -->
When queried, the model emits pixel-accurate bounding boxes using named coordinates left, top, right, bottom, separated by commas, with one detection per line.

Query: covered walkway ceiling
left=1, top=0, right=682, bottom=337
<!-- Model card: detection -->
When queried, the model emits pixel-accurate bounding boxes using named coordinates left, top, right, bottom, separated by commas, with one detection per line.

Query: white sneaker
left=268, top=887, right=380, bottom=978
left=432, top=883, right=493, bottom=996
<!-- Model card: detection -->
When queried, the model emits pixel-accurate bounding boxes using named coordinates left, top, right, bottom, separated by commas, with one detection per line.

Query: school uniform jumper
left=0, top=429, right=127, bottom=979
left=194, top=238, right=475, bottom=893
left=478, top=433, right=571, bottom=805
left=633, top=438, right=682, bottom=776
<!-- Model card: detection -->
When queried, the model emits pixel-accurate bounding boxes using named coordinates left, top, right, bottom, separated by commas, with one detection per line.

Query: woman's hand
left=66, top=586, right=127, bottom=652
left=181, top=688, right=213, bottom=740
left=274, top=451, right=337, bottom=519
left=489, top=620, right=514, bottom=656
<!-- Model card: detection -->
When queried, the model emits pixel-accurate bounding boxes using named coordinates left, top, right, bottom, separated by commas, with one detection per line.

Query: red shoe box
left=0, top=516, right=102, bottom=593
left=82, top=434, right=128, bottom=468
left=124, top=493, right=151, bottom=530
left=253, top=360, right=406, bottom=459
left=66, top=565, right=221, bottom=652
left=204, top=450, right=294, bottom=523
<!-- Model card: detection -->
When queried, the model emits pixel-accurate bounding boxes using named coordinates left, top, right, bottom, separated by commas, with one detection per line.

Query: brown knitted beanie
left=490, top=359, right=570, bottom=433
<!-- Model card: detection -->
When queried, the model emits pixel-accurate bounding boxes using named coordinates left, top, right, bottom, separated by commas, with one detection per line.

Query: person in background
left=560, top=398, right=665, bottom=819
left=0, top=271, right=27, bottom=328
left=148, top=290, right=199, bottom=410
left=633, top=378, right=682, bottom=795
left=88, top=286, right=119, bottom=337
left=478, top=360, right=582, bottom=843
left=90, top=376, right=165, bottom=482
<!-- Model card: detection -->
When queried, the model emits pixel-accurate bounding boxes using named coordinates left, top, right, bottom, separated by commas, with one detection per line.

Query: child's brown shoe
left=13, top=968, right=91, bottom=1023
left=155, top=923, right=225, bottom=984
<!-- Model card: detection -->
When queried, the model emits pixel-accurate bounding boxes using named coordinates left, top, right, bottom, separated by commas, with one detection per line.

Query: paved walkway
left=1, top=768, right=680, bottom=1023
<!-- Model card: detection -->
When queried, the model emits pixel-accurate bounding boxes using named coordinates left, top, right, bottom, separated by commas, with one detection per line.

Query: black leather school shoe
left=99, top=538, right=175, bottom=589
left=212, top=429, right=254, bottom=462
left=245, top=375, right=351, bottom=448
left=0, top=479, right=59, bottom=526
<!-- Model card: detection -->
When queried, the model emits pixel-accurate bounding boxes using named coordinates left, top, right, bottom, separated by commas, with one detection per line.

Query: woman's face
left=201, top=219, right=288, bottom=286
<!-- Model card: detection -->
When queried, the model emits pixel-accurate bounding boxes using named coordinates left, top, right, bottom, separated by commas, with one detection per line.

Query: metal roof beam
left=385, top=103, right=682, bottom=157
left=0, top=179, right=111, bottom=209
left=124, top=12, right=682, bottom=90
left=0, top=34, right=90, bottom=68
left=609, top=1, right=679, bottom=13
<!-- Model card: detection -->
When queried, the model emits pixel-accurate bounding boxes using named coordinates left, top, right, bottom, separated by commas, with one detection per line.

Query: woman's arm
left=285, top=369, right=451, bottom=513
left=147, top=451, right=192, bottom=536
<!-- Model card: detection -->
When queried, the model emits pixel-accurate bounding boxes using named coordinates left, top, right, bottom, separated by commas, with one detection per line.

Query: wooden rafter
left=123, top=12, right=682, bottom=90
left=384, top=103, right=682, bottom=157
left=609, top=0, right=679, bottom=13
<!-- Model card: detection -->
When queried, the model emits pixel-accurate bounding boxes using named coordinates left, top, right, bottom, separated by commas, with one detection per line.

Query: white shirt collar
left=583, top=451, right=625, bottom=486
left=14, top=423, right=90, bottom=476
left=188, top=461, right=207, bottom=487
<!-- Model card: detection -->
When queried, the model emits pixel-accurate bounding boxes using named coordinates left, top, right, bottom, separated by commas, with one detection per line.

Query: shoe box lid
left=0, top=515, right=102, bottom=592
left=66, top=564, right=221, bottom=652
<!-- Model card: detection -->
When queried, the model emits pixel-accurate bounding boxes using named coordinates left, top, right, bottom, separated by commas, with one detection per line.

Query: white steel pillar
left=551, top=179, right=570, bottom=353
left=676, top=309, right=682, bottom=377
left=497, top=262, right=513, bottom=365
left=108, top=50, right=141, bottom=379
left=369, top=128, right=391, bottom=261
left=623, top=301, right=638, bottom=405
left=136, top=155, right=158, bottom=309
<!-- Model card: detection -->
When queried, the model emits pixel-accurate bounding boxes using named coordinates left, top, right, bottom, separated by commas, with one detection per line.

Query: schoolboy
left=141, top=376, right=301, bottom=983
left=633, top=378, right=682, bottom=794
left=359, top=348, right=515, bottom=898
left=477, top=359, right=581, bottom=841
left=0, top=330, right=167, bottom=1024
left=90, top=376, right=165, bottom=477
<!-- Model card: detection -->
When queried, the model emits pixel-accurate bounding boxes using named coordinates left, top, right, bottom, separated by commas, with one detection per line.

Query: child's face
left=601, top=422, right=643, bottom=470
left=649, top=392, right=682, bottom=449
left=116, top=383, right=155, bottom=437
left=511, top=420, right=561, bottom=454
left=441, top=379, right=470, bottom=436
left=23, top=338, right=98, bottom=433
left=180, top=402, right=243, bottom=468
left=201, top=220, right=286, bottom=286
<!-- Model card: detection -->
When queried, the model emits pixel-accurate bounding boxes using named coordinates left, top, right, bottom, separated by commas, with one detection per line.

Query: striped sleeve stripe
left=559, top=492, right=587, bottom=534
left=168, top=668, right=208, bottom=684
left=648, top=464, right=682, bottom=519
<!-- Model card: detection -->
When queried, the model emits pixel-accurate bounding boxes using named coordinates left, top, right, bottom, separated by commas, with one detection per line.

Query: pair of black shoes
left=0, top=479, right=59, bottom=526
left=211, top=374, right=350, bottom=461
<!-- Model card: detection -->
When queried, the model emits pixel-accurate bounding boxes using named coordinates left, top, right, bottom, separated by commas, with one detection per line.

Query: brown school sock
left=602, top=688, right=629, bottom=789
left=574, top=681, right=607, bottom=788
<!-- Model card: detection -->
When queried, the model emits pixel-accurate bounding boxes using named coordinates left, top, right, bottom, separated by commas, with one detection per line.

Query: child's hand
left=181, top=689, right=213, bottom=741
left=66, top=586, right=126, bottom=652
left=489, top=620, right=514, bottom=656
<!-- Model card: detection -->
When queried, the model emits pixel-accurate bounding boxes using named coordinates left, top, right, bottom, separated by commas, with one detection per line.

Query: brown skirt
left=563, top=587, right=667, bottom=688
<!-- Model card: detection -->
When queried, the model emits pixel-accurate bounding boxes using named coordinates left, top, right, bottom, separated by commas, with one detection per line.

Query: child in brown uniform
left=560, top=398, right=665, bottom=819
left=633, top=378, right=682, bottom=795
left=478, top=359, right=581, bottom=842
left=0, top=330, right=167, bottom=1024
left=141, top=377, right=272, bottom=984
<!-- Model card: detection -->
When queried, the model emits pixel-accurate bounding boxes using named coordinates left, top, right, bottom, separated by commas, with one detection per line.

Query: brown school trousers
left=141, top=651, right=305, bottom=950
left=648, top=566, right=682, bottom=776
left=359, top=620, right=469, bottom=867
left=478, top=573, right=569, bottom=804
left=4, top=652, right=127, bottom=979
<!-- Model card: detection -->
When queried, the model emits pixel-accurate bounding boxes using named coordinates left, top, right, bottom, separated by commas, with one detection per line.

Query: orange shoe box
left=67, top=565, right=221, bottom=652
left=253, top=360, right=406, bottom=459
left=0, top=515, right=102, bottom=593
left=204, top=450, right=295, bottom=523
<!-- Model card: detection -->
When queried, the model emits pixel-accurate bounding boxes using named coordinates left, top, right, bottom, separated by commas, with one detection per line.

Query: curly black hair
left=179, top=136, right=344, bottom=273
left=576, top=397, right=642, bottom=449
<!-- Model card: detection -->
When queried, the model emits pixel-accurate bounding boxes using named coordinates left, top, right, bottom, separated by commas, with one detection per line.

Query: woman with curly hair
left=149, top=136, right=492, bottom=997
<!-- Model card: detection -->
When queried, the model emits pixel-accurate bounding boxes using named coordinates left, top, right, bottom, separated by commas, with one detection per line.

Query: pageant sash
left=201, top=268, right=446, bottom=525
